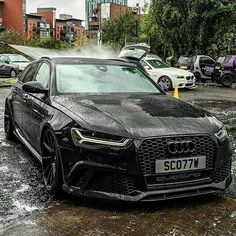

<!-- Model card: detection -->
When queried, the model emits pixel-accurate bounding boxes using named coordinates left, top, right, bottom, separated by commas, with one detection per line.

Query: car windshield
left=146, top=60, right=170, bottom=69
left=9, top=55, right=29, bottom=62
left=178, top=56, right=191, bottom=65
left=56, top=64, right=162, bottom=94
left=217, top=56, right=231, bottom=65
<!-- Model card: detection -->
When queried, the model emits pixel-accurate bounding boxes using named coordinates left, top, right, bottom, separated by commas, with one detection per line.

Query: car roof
left=40, top=56, right=136, bottom=66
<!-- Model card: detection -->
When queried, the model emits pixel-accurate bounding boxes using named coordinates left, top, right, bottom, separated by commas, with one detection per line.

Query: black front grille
left=186, top=76, right=194, bottom=80
left=86, top=171, right=137, bottom=195
left=137, top=135, right=217, bottom=184
left=213, top=159, right=232, bottom=183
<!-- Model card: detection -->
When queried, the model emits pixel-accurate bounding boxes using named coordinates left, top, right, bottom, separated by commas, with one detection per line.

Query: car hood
left=53, top=94, right=221, bottom=139
left=150, top=67, right=193, bottom=76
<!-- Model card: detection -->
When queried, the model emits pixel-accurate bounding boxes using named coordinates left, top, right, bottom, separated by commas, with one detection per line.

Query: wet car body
left=4, top=57, right=232, bottom=202
left=213, top=55, right=236, bottom=87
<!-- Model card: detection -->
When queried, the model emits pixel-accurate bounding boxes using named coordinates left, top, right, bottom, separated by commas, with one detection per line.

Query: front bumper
left=172, top=78, right=196, bottom=89
left=63, top=176, right=232, bottom=202
left=58, top=134, right=232, bottom=202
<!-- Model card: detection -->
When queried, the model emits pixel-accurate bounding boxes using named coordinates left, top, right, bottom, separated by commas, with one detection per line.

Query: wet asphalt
left=0, top=86, right=236, bottom=235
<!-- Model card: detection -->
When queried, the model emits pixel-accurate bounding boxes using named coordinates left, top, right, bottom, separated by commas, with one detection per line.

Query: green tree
left=151, top=0, right=236, bottom=57
left=102, top=13, right=140, bottom=48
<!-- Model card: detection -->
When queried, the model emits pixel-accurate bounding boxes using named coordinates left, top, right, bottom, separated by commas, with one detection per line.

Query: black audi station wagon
left=4, top=57, right=232, bottom=202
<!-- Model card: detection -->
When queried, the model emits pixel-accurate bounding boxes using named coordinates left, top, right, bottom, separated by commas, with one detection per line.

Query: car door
left=11, top=62, right=40, bottom=136
left=23, top=61, right=51, bottom=153
left=233, top=57, right=236, bottom=81
left=199, top=56, right=216, bottom=78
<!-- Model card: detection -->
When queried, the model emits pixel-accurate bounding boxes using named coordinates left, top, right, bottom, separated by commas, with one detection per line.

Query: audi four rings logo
left=167, top=141, right=195, bottom=154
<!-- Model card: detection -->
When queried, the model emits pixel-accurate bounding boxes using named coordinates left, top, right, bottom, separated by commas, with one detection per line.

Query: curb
left=196, top=82, right=236, bottom=89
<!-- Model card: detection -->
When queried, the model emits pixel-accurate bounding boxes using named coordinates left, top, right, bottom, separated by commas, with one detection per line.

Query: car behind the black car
left=4, top=57, right=232, bottom=202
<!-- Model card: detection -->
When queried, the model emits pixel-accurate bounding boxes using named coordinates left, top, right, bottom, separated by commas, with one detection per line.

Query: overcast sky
left=26, top=0, right=149, bottom=20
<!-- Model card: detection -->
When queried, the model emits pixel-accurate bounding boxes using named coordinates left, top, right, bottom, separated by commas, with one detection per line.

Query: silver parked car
left=0, top=54, right=30, bottom=73
left=0, top=58, right=19, bottom=78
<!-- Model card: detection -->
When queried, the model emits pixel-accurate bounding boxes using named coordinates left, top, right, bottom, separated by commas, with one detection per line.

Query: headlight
left=215, top=126, right=228, bottom=142
left=71, top=128, right=131, bottom=147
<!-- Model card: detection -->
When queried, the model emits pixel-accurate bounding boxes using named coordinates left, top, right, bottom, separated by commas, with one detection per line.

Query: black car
left=4, top=57, right=232, bottom=202
left=0, top=58, right=19, bottom=78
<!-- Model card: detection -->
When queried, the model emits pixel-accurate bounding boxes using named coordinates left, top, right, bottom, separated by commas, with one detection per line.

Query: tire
left=221, top=74, right=233, bottom=87
left=41, top=128, right=62, bottom=195
left=194, top=72, right=201, bottom=82
left=10, top=69, right=16, bottom=78
left=4, top=102, right=16, bottom=141
left=158, top=76, right=173, bottom=90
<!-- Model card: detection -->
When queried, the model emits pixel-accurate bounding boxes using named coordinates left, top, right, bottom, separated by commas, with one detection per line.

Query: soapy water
left=9, top=44, right=118, bottom=60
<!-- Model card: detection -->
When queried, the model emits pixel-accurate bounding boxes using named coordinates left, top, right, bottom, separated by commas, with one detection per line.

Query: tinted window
left=200, top=57, right=215, bottom=65
left=56, top=64, right=161, bottom=94
left=35, top=62, right=51, bottom=88
left=22, top=63, right=40, bottom=83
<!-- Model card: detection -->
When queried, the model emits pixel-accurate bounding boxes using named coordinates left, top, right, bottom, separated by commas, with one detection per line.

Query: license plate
left=155, top=156, right=206, bottom=174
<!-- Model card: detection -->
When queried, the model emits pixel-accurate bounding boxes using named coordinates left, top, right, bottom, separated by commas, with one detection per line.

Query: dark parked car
left=0, top=58, right=19, bottom=77
left=213, top=55, right=236, bottom=87
left=4, top=57, right=232, bottom=202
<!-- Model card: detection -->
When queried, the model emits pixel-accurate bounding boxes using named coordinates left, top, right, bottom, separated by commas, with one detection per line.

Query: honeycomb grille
left=86, top=172, right=137, bottom=195
left=213, top=159, right=232, bottom=183
left=137, top=135, right=217, bottom=176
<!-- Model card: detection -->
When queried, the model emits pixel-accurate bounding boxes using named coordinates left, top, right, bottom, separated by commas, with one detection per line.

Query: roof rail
left=41, top=56, right=52, bottom=60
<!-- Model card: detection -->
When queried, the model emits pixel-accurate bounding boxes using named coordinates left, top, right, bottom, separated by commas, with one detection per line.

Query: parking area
left=0, top=85, right=236, bottom=236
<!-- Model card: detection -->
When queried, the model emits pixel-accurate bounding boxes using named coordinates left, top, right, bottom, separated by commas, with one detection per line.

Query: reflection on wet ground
left=0, top=84, right=236, bottom=235
left=192, top=100, right=236, bottom=199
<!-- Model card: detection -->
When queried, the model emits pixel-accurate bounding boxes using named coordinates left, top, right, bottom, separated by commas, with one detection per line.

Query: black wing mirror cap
left=22, top=81, right=49, bottom=95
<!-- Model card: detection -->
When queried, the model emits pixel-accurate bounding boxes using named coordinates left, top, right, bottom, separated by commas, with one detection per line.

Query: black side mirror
left=5, top=61, right=9, bottom=64
left=22, top=81, right=49, bottom=95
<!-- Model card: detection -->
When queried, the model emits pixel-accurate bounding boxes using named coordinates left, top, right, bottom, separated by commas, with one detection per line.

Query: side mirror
left=22, top=81, right=49, bottom=95
left=5, top=61, right=9, bottom=64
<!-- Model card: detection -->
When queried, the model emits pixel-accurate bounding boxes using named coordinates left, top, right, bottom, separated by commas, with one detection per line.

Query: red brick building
left=26, top=14, right=50, bottom=39
left=88, top=2, right=132, bottom=37
left=0, top=0, right=26, bottom=33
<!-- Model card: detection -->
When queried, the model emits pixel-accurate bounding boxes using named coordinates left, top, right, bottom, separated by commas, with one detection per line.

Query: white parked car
left=141, top=57, right=195, bottom=90
left=177, top=55, right=216, bottom=82
left=118, top=44, right=195, bottom=90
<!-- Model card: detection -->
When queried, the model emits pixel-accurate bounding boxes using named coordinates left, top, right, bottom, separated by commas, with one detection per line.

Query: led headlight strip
left=71, top=128, right=131, bottom=147
left=215, top=126, right=228, bottom=142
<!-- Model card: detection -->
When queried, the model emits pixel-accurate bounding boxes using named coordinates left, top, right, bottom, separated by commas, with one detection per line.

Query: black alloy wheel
left=41, top=128, right=62, bottom=195
left=194, top=72, right=202, bottom=82
left=221, top=74, right=234, bottom=87
left=158, top=76, right=173, bottom=90
left=4, top=103, right=16, bottom=141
